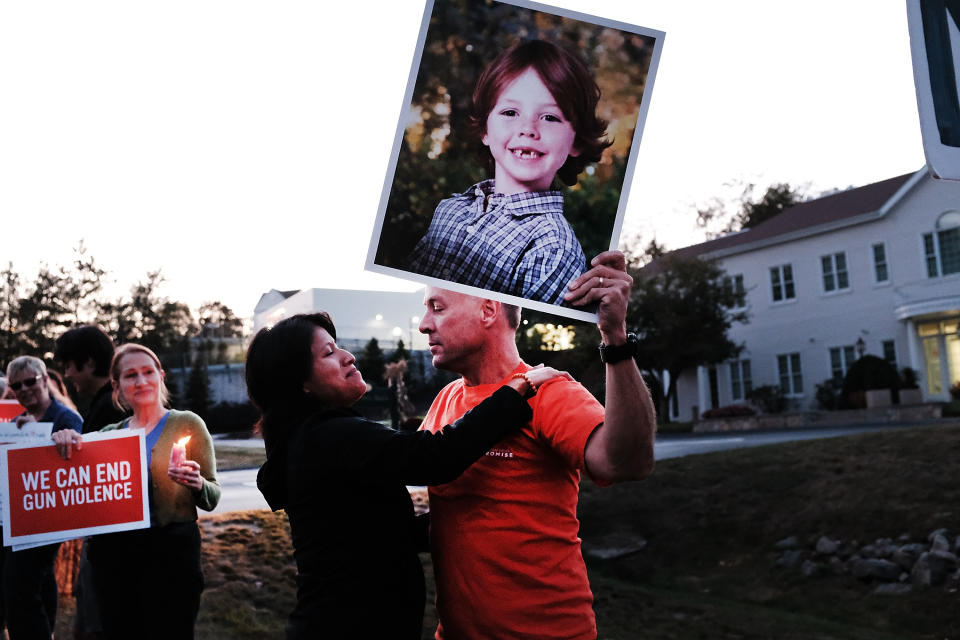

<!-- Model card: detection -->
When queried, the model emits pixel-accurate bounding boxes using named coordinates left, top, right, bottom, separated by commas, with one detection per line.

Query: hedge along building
left=656, top=167, right=960, bottom=422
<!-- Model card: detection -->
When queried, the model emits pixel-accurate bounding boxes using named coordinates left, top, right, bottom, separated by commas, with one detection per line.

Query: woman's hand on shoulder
left=52, top=429, right=83, bottom=460
left=524, top=364, right=573, bottom=390
left=506, top=365, right=573, bottom=396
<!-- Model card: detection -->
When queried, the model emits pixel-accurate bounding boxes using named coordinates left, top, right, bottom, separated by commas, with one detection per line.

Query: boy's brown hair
left=468, top=39, right=612, bottom=186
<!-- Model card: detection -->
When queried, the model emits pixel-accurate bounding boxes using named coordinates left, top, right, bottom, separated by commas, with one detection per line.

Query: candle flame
left=175, top=436, right=191, bottom=447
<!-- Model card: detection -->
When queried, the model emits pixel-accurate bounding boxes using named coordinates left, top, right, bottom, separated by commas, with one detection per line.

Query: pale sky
left=0, top=1, right=926, bottom=319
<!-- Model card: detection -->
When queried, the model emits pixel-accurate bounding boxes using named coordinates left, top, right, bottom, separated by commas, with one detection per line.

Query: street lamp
left=855, top=337, right=866, bottom=358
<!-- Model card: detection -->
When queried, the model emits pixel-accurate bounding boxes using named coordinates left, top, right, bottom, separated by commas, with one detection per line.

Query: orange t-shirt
left=420, top=363, right=605, bottom=640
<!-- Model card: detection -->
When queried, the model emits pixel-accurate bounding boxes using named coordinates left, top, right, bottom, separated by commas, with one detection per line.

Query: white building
left=253, top=287, right=430, bottom=351
left=662, top=167, right=960, bottom=421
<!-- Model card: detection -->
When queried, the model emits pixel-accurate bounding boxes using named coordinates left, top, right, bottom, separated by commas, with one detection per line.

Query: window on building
left=729, top=359, right=753, bottom=401
left=882, top=340, right=897, bottom=369
left=777, top=352, right=803, bottom=395
left=770, top=264, right=795, bottom=302
left=924, top=211, right=960, bottom=277
left=723, top=274, right=746, bottom=308
left=821, top=252, right=850, bottom=292
left=829, top=345, right=857, bottom=383
left=872, top=243, right=889, bottom=283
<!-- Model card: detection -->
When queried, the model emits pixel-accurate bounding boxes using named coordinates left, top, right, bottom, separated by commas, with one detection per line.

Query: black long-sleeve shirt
left=257, top=386, right=532, bottom=640
left=81, top=382, right=127, bottom=433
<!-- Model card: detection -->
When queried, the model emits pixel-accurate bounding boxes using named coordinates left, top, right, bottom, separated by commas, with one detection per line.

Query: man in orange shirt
left=418, top=250, right=656, bottom=639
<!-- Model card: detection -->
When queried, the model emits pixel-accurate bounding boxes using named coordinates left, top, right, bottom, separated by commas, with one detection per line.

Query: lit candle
left=169, top=435, right=191, bottom=469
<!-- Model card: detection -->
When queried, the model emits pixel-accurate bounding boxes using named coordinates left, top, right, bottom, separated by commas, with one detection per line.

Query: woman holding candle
left=246, top=311, right=570, bottom=639
left=52, top=343, right=220, bottom=640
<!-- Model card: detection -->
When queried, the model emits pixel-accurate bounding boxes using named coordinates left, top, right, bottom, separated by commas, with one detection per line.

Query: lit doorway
left=917, top=317, right=960, bottom=398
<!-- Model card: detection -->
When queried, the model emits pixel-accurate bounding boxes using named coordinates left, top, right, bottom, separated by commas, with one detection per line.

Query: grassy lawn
left=579, top=421, right=960, bottom=639
left=214, top=444, right=266, bottom=471
left=55, top=422, right=960, bottom=639
left=197, top=511, right=295, bottom=638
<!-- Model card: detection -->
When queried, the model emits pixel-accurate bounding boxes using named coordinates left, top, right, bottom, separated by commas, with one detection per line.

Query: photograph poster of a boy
left=365, top=0, right=664, bottom=322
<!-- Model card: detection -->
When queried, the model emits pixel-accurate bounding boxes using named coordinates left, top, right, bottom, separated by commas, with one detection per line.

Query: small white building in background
left=660, top=167, right=960, bottom=421
left=253, top=287, right=430, bottom=352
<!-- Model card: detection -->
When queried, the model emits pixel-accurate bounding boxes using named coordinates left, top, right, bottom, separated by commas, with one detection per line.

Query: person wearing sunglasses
left=6, top=356, right=83, bottom=434
left=2, top=356, right=82, bottom=640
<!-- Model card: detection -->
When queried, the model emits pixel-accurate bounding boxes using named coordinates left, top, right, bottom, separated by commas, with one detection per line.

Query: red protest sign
left=0, top=400, right=26, bottom=421
left=1, top=430, right=149, bottom=546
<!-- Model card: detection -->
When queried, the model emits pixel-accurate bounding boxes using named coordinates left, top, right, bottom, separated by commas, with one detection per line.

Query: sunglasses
left=9, top=374, right=42, bottom=391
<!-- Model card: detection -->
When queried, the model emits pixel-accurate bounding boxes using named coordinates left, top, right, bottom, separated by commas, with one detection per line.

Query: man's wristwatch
left=599, top=333, right=638, bottom=364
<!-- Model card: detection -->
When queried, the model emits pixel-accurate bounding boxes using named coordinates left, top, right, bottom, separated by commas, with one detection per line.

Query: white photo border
left=365, top=0, right=665, bottom=323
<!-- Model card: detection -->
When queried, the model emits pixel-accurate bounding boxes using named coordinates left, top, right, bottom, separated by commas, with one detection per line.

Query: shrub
left=701, top=404, right=756, bottom=419
left=950, top=381, right=960, bottom=401
left=843, top=355, right=899, bottom=391
left=841, top=355, right=900, bottom=408
left=201, top=401, right=260, bottom=435
left=900, top=367, right=919, bottom=389
left=747, top=385, right=787, bottom=414
left=944, top=400, right=960, bottom=417
left=815, top=378, right=842, bottom=410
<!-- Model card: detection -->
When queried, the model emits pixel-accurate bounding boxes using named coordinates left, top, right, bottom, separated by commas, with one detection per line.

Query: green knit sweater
left=101, top=409, right=220, bottom=526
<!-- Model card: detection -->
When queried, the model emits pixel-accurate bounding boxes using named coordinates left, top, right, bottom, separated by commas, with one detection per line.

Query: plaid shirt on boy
left=407, top=180, right=586, bottom=305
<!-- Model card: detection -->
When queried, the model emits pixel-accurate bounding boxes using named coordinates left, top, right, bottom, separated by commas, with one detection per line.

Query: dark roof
left=654, top=171, right=918, bottom=267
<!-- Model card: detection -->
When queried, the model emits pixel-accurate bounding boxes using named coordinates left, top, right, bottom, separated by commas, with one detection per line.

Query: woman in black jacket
left=246, top=312, right=567, bottom=639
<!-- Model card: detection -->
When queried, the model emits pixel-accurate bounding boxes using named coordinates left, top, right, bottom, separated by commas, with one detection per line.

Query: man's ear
left=478, top=298, right=500, bottom=328
left=83, top=357, right=97, bottom=374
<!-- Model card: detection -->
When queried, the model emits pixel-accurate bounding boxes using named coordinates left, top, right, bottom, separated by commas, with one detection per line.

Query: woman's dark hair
left=54, top=325, right=115, bottom=377
left=245, top=312, right=337, bottom=422
left=468, top=39, right=612, bottom=186
left=246, top=313, right=339, bottom=510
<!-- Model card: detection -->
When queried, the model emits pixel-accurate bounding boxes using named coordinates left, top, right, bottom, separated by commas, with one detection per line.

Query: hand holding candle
left=169, top=435, right=191, bottom=470
left=168, top=435, right=203, bottom=489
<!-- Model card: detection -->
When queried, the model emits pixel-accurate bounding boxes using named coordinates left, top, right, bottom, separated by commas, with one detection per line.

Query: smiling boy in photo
left=408, top=40, right=611, bottom=305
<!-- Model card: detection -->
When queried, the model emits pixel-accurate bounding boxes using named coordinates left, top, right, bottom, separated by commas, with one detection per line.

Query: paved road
left=211, top=467, right=267, bottom=514
left=654, top=421, right=942, bottom=460
left=210, top=436, right=268, bottom=514
left=212, top=422, right=951, bottom=513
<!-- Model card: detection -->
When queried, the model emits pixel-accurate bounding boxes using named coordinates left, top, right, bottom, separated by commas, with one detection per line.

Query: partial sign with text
left=0, top=400, right=26, bottom=422
left=0, top=430, right=150, bottom=548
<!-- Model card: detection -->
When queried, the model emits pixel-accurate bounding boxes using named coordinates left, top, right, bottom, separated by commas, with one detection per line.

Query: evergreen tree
left=166, top=372, right=182, bottom=408
left=389, top=339, right=410, bottom=363
left=185, top=357, right=212, bottom=417
left=357, top=338, right=386, bottom=386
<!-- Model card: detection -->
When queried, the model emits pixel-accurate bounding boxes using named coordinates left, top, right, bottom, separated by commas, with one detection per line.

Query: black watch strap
left=599, top=333, right=638, bottom=364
